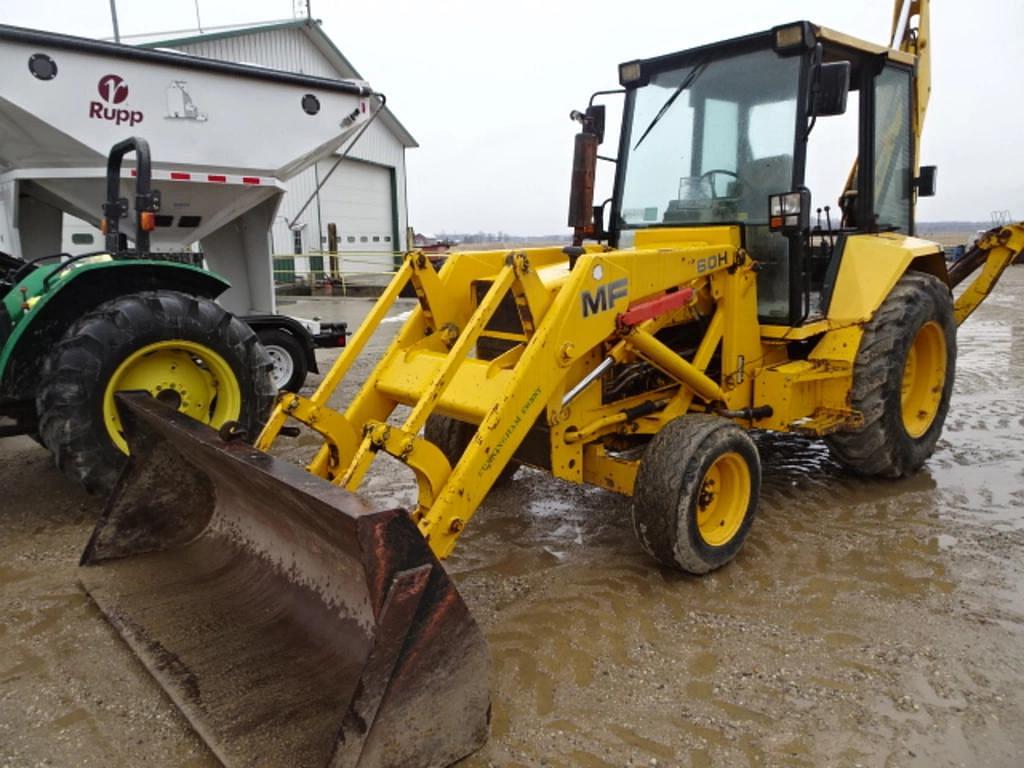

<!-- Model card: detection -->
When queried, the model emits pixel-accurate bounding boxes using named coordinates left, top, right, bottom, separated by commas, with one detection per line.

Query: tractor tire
left=257, top=327, right=308, bottom=392
left=37, top=290, right=274, bottom=494
left=632, top=414, right=761, bottom=574
left=826, top=271, right=956, bottom=478
left=424, top=414, right=518, bottom=486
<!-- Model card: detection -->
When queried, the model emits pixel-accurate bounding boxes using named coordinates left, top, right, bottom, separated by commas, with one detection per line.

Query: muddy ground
left=2, top=271, right=1023, bottom=767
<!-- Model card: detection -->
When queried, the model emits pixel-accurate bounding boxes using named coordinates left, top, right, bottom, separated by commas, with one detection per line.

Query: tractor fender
left=0, top=260, right=229, bottom=403
left=242, top=314, right=319, bottom=374
left=824, top=232, right=948, bottom=325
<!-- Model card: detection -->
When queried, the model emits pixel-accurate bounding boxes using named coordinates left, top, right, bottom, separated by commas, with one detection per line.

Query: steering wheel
left=700, top=168, right=744, bottom=200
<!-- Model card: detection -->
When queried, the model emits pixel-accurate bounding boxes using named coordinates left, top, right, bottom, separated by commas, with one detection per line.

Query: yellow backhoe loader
left=79, top=1, right=1024, bottom=765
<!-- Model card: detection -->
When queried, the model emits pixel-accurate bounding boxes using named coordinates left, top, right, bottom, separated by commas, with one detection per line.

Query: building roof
left=134, top=18, right=417, bottom=148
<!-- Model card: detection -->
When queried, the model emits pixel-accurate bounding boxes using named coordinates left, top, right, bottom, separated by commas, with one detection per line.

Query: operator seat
left=740, top=154, right=792, bottom=219
left=740, top=154, right=794, bottom=321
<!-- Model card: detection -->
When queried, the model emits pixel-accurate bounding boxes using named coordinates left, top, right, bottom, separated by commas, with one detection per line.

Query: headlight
left=769, top=190, right=810, bottom=232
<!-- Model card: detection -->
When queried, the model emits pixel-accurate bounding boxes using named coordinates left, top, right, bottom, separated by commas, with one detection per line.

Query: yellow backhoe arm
left=948, top=223, right=1024, bottom=325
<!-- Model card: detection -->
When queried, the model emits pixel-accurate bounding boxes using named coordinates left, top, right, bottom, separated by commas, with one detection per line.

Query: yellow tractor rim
left=900, top=321, right=947, bottom=438
left=102, top=340, right=242, bottom=454
left=695, top=451, right=750, bottom=547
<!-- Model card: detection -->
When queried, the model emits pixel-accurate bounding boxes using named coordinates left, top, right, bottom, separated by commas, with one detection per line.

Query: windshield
left=618, top=47, right=801, bottom=229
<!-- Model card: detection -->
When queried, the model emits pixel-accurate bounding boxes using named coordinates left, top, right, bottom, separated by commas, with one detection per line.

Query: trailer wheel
left=632, top=415, right=760, bottom=574
left=37, top=290, right=274, bottom=494
left=826, top=271, right=956, bottom=478
left=424, top=414, right=518, bottom=486
left=257, top=328, right=308, bottom=392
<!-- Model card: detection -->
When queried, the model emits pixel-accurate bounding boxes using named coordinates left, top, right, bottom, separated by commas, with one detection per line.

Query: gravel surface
left=2, top=273, right=1023, bottom=768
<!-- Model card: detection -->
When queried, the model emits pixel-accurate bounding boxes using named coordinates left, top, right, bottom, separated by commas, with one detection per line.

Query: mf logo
left=89, top=74, right=143, bottom=126
left=697, top=251, right=729, bottom=274
left=581, top=278, right=628, bottom=318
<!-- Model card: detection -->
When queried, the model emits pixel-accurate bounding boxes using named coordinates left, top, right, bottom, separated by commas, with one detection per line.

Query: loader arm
left=257, top=235, right=762, bottom=560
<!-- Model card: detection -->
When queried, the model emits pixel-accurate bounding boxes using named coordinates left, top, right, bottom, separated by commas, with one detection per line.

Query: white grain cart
left=0, top=24, right=379, bottom=390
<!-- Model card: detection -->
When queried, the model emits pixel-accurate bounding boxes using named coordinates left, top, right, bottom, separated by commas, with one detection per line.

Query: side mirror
left=812, top=61, right=850, bottom=117
left=915, top=165, right=937, bottom=197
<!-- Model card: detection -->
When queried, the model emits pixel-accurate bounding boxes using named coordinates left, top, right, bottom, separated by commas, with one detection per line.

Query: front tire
left=826, top=271, right=956, bottom=478
left=632, top=415, right=761, bottom=574
left=37, top=290, right=274, bottom=494
left=424, top=414, right=518, bottom=486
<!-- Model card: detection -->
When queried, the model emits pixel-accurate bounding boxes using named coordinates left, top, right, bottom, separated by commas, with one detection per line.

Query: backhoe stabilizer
left=79, top=392, right=490, bottom=768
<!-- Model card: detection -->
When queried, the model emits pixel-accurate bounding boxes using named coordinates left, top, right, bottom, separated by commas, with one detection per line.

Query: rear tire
left=424, top=414, right=518, bottom=486
left=257, top=328, right=308, bottom=392
left=632, top=415, right=760, bottom=574
left=37, top=290, right=274, bottom=494
left=826, top=271, right=956, bottom=478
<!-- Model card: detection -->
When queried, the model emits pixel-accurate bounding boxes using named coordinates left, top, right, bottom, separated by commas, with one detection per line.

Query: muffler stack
left=80, top=393, right=489, bottom=768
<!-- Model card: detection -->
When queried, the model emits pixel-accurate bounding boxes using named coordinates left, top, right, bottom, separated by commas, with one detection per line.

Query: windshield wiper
left=632, top=60, right=708, bottom=151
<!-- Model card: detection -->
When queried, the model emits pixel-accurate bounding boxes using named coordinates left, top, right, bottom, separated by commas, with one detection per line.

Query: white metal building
left=127, top=18, right=417, bottom=281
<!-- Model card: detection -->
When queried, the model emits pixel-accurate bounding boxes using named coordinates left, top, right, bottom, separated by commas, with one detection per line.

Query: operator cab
left=592, top=21, right=932, bottom=327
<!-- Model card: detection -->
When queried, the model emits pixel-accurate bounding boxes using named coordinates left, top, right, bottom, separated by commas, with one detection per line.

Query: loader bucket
left=79, top=393, right=490, bottom=768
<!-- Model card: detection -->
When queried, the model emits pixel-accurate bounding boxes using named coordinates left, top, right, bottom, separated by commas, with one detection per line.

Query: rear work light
left=618, top=61, right=644, bottom=87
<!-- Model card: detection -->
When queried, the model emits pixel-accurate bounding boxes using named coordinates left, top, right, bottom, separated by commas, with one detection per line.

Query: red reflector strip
left=128, top=170, right=267, bottom=185
left=618, top=287, right=695, bottom=328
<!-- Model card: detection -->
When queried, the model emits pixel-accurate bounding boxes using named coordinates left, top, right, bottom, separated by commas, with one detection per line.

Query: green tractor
left=0, top=138, right=274, bottom=493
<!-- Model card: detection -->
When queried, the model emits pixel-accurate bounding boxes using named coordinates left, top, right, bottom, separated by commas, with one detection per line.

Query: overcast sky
left=6, top=0, right=1022, bottom=234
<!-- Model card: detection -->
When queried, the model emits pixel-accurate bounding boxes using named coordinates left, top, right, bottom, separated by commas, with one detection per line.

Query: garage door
left=315, top=158, right=394, bottom=257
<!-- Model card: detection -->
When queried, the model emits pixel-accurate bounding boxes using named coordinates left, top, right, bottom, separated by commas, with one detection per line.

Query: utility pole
left=108, top=0, right=120, bottom=43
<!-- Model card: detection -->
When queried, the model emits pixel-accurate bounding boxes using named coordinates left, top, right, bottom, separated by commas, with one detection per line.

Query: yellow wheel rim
left=696, top=451, right=751, bottom=547
left=102, top=340, right=242, bottom=454
left=900, top=321, right=947, bottom=438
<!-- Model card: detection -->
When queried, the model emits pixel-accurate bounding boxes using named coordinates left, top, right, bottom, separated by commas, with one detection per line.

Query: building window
left=360, top=236, right=368, bottom=243
left=71, top=233, right=95, bottom=245
left=347, top=236, right=356, bottom=243
left=309, top=254, right=324, bottom=275
left=384, top=235, right=391, bottom=242
left=372, top=235, right=380, bottom=242
left=273, top=256, right=296, bottom=284
left=292, top=229, right=303, bottom=255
